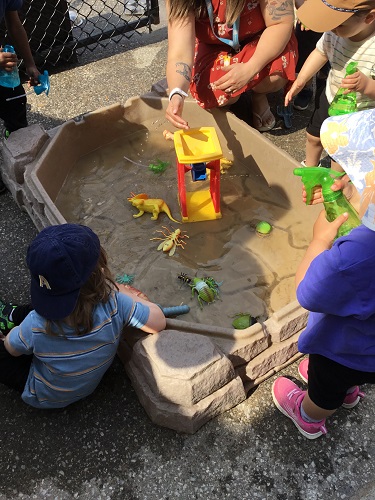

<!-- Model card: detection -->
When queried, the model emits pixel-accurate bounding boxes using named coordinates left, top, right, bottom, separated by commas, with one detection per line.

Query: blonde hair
left=46, top=246, right=118, bottom=336
left=168, top=0, right=246, bottom=26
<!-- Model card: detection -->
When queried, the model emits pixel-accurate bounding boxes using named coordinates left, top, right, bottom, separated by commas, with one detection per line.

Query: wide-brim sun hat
left=320, top=108, right=375, bottom=231
left=297, top=0, right=375, bottom=33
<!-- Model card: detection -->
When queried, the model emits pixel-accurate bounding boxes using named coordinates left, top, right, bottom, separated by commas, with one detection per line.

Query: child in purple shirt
left=272, top=107, right=375, bottom=439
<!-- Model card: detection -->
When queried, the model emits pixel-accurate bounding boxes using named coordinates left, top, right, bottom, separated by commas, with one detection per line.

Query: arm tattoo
left=175, top=62, right=192, bottom=83
left=266, top=0, right=294, bottom=21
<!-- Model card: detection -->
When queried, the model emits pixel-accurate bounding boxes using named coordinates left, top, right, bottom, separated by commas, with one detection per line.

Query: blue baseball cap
left=26, top=224, right=101, bottom=320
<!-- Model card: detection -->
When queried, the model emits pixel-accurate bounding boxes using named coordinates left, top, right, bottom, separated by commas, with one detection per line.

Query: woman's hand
left=165, top=94, right=189, bottom=130
left=213, top=62, right=253, bottom=95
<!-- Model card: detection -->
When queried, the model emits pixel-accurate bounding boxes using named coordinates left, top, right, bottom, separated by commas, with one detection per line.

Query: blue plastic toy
left=158, top=304, right=190, bottom=317
left=6, top=70, right=50, bottom=102
left=34, top=70, right=50, bottom=96
left=277, top=104, right=293, bottom=129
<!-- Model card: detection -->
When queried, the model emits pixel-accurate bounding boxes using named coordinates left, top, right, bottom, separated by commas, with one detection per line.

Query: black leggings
left=0, top=84, right=27, bottom=132
left=308, top=354, right=375, bottom=410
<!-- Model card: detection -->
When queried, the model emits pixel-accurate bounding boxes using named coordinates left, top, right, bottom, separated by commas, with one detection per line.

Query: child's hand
left=0, top=49, right=17, bottom=71
left=26, top=65, right=41, bottom=87
left=117, top=283, right=150, bottom=301
left=302, top=175, right=351, bottom=204
left=340, top=70, right=368, bottom=95
left=312, top=209, right=349, bottom=245
left=285, top=79, right=306, bottom=106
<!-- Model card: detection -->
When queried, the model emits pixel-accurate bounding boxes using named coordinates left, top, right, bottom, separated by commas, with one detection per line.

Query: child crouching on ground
left=0, top=223, right=166, bottom=408
left=272, top=109, right=375, bottom=439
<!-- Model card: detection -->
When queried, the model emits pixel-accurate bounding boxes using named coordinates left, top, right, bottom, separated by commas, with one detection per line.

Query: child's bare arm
left=285, top=49, right=328, bottom=105
left=141, top=302, right=167, bottom=334
left=4, top=11, right=40, bottom=85
left=118, top=285, right=166, bottom=334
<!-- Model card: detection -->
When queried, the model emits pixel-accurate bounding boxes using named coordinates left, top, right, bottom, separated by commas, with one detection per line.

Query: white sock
left=300, top=404, right=322, bottom=423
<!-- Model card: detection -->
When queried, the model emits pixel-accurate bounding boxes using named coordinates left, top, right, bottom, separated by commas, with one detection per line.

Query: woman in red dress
left=165, top=0, right=297, bottom=131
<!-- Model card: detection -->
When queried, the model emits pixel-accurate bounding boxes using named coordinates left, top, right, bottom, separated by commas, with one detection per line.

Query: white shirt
left=316, top=30, right=375, bottom=109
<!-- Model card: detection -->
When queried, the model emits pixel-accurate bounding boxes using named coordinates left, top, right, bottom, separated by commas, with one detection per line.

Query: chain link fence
left=1, top=0, right=160, bottom=70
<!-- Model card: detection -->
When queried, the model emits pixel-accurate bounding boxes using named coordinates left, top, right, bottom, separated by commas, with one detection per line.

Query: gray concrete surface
left=0, top=11, right=375, bottom=500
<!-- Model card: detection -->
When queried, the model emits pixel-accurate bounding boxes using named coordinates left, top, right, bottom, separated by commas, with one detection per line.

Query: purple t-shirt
left=0, top=0, right=22, bottom=21
left=297, top=224, right=375, bottom=372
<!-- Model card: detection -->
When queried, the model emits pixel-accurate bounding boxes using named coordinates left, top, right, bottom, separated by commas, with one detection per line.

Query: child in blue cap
left=0, top=223, right=166, bottom=409
left=272, top=109, right=375, bottom=439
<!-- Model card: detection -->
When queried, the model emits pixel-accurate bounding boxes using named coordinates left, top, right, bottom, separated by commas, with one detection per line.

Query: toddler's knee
left=306, top=132, right=321, bottom=148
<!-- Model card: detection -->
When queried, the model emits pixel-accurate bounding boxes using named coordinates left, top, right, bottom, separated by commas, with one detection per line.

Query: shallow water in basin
left=55, top=130, right=309, bottom=328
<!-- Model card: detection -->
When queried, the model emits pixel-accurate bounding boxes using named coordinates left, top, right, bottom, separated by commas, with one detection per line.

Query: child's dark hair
left=46, top=246, right=117, bottom=335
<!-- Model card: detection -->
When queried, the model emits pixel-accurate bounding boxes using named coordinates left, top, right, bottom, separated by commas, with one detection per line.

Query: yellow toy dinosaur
left=127, top=193, right=180, bottom=223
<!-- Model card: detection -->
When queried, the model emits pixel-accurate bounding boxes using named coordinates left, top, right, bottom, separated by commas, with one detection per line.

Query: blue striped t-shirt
left=7, top=291, right=149, bottom=408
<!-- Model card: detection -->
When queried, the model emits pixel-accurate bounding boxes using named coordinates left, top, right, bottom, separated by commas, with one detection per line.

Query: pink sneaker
left=272, top=377, right=327, bottom=439
left=298, top=358, right=365, bottom=409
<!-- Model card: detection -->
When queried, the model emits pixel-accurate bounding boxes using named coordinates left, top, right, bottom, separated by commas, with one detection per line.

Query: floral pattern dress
left=191, top=0, right=298, bottom=109
left=321, top=110, right=375, bottom=231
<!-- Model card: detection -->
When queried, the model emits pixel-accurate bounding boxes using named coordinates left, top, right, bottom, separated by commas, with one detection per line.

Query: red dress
left=191, top=0, right=298, bottom=109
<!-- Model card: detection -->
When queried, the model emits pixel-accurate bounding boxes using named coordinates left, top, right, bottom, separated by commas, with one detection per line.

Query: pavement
left=0, top=9, right=375, bottom=500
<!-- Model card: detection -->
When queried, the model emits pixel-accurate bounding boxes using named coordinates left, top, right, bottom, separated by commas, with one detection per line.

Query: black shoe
left=293, top=88, right=313, bottom=111
left=0, top=177, right=7, bottom=195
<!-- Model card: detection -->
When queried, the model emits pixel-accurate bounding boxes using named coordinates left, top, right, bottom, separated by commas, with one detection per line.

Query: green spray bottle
left=328, top=62, right=358, bottom=116
left=294, top=167, right=361, bottom=238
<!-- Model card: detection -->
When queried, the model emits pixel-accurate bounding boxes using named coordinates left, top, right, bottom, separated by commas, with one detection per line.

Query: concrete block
left=265, top=301, right=309, bottom=342
left=213, top=325, right=270, bottom=366
left=126, top=358, right=246, bottom=434
left=242, top=331, right=300, bottom=381
left=3, top=124, right=47, bottom=159
left=132, top=330, right=236, bottom=406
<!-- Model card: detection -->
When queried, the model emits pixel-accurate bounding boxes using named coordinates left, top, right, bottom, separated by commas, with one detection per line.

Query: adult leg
left=251, top=74, right=287, bottom=130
